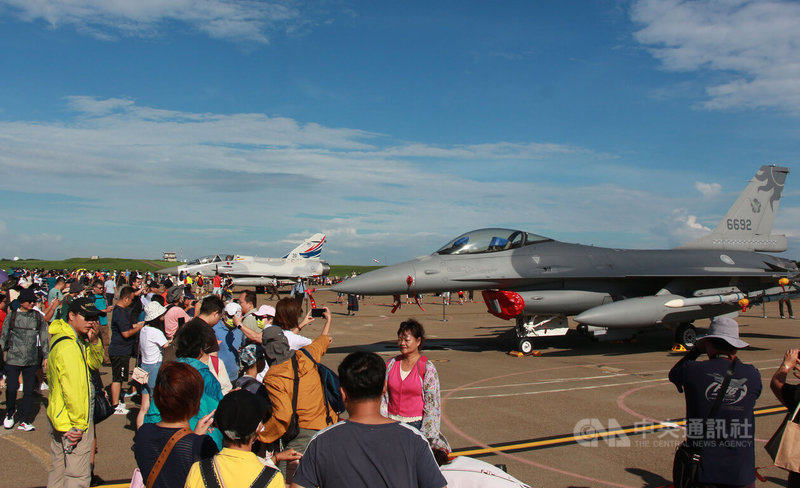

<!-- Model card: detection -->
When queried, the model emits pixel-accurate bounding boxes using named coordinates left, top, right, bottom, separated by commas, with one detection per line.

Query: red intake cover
left=482, top=290, right=524, bottom=320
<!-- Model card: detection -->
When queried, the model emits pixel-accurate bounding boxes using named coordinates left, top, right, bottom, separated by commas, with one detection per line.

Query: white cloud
left=695, top=181, right=722, bottom=198
left=631, top=0, right=800, bottom=112
left=659, top=210, right=714, bottom=248
left=0, top=0, right=315, bottom=43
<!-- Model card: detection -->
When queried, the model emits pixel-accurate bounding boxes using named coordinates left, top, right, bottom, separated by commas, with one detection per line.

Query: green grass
left=1, top=259, right=383, bottom=276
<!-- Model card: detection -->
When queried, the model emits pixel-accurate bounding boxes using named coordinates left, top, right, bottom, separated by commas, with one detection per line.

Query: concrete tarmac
left=2, top=291, right=799, bottom=487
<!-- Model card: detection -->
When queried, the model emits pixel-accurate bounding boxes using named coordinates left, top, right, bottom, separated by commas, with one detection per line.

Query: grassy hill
left=0, top=258, right=382, bottom=276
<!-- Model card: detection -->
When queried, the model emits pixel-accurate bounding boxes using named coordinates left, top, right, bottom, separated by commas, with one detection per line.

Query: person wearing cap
left=58, top=279, right=85, bottom=322
left=89, top=280, right=114, bottom=365
left=45, top=297, right=105, bottom=488
left=668, top=317, right=762, bottom=488
left=163, top=285, right=191, bottom=340
left=185, top=390, right=286, bottom=488
left=254, top=300, right=334, bottom=483
left=136, top=301, right=170, bottom=429
left=1, top=287, right=50, bottom=431
left=214, top=302, right=246, bottom=382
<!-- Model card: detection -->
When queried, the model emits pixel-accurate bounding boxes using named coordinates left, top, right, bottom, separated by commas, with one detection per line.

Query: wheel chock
left=508, top=350, right=542, bottom=357
left=671, top=343, right=688, bottom=352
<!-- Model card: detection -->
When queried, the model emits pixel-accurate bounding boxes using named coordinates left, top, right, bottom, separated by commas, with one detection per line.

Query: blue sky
left=0, top=0, right=798, bottom=265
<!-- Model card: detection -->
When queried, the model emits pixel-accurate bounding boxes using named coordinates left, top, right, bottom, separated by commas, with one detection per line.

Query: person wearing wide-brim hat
left=668, top=317, right=762, bottom=488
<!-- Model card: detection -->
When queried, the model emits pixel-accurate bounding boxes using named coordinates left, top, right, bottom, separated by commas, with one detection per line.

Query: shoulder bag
left=50, top=335, right=114, bottom=425
left=672, top=357, right=737, bottom=488
left=765, top=396, right=800, bottom=472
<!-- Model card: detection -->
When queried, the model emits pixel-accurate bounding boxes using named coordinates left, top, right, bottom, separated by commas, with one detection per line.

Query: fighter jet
left=158, top=233, right=330, bottom=287
left=332, top=166, right=798, bottom=352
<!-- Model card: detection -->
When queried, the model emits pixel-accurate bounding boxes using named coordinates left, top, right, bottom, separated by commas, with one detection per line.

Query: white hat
left=144, top=301, right=168, bottom=322
left=224, top=302, right=242, bottom=316
left=699, top=317, right=749, bottom=349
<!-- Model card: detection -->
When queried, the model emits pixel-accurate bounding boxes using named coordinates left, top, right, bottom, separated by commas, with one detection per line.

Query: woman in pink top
left=380, top=319, right=449, bottom=452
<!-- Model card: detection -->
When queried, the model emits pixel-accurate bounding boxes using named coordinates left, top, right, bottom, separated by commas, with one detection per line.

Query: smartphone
left=311, top=308, right=325, bottom=318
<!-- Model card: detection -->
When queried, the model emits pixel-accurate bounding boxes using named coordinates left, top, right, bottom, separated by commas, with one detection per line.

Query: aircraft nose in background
left=331, top=262, right=416, bottom=295
left=157, top=266, right=181, bottom=275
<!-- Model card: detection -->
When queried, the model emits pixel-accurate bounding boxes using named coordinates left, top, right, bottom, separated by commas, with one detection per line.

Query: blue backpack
left=300, top=348, right=345, bottom=424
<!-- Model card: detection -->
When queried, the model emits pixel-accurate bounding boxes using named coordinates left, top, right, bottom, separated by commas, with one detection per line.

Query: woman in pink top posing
left=380, top=319, right=450, bottom=452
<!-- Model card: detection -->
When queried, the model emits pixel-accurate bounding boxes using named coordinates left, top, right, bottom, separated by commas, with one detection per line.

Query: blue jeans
left=140, top=362, right=161, bottom=395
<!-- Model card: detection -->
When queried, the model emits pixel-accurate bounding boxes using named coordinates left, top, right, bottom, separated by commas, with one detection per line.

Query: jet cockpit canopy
left=187, top=254, right=235, bottom=265
left=436, top=228, right=550, bottom=255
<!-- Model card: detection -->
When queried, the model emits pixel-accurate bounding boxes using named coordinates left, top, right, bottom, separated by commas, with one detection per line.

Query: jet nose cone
left=157, top=266, right=180, bottom=275
left=331, top=262, right=416, bottom=295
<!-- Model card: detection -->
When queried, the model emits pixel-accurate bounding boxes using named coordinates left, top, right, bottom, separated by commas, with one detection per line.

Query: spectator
left=290, top=278, right=306, bottom=310
left=2, top=288, right=49, bottom=431
left=381, top=319, right=450, bottom=452
left=214, top=302, right=245, bottom=380
left=238, top=290, right=260, bottom=334
left=136, top=301, right=170, bottom=429
left=59, top=280, right=85, bottom=321
left=46, top=297, right=105, bottom=488
left=163, top=285, right=190, bottom=340
left=47, top=277, right=66, bottom=321
left=257, top=307, right=334, bottom=482
left=204, top=328, right=232, bottom=396
left=346, top=294, right=358, bottom=316
left=90, top=280, right=113, bottom=365
left=143, top=320, right=224, bottom=449
left=291, top=351, right=447, bottom=488
left=233, top=344, right=270, bottom=410
left=185, top=390, right=286, bottom=488
left=109, top=285, right=145, bottom=415
left=770, top=348, right=800, bottom=487
left=273, top=298, right=313, bottom=351
left=212, top=272, right=222, bottom=296
left=103, top=274, right=115, bottom=306
left=669, top=317, right=761, bottom=488
left=133, top=361, right=217, bottom=488
left=253, top=304, right=276, bottom=331
left=185, top=294, right=225, bottom=329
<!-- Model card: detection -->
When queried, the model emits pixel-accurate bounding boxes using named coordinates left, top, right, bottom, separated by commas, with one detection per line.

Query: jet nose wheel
left=518, top=339, right=534, bottom=354
left=675, top=323, right=697, bottom=348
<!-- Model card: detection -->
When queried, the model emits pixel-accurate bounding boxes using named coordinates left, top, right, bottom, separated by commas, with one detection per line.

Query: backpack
left=299, top=348, right=345, bottom=423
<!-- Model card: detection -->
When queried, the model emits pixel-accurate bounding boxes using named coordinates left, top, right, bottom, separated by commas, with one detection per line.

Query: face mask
left=224, top=317, right=234, bottom=328
left=256, top=319, right=265, bottom=329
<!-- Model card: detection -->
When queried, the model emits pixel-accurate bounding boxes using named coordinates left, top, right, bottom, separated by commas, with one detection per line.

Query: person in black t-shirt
left=669, top=317, right=761, bottom=488
left=770, top=348, right=800, bottom=487
left=133, top=361, right=216, bottom=488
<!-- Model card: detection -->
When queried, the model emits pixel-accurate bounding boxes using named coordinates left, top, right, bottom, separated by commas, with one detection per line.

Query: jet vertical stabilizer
left=283, top=233, right=326, bottom=260
left=679, top=165, right=789, bottom=252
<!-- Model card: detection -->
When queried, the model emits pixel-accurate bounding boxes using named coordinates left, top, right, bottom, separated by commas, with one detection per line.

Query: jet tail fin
left=679, top=165, right=789, bottom=252
left=283, top=233, right=326, bottom=260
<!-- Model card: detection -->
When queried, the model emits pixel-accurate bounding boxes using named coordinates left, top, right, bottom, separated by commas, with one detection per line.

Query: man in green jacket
left=46, top=297, right=105, bottom=488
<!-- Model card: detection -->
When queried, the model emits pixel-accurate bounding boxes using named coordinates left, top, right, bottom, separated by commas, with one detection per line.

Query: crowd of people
left=1, top=268, right=534, bottom=488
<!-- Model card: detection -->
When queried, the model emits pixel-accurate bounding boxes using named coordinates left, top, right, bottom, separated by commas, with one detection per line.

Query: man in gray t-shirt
left=291, top=352, right=446, bottom=488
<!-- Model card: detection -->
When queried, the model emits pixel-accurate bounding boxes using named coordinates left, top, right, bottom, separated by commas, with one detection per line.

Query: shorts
left=110, top=356, right=130, bottom=383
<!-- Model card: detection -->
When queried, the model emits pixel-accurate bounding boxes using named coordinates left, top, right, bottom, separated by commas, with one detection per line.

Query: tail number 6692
left=727, top=219, right=752, bottom=231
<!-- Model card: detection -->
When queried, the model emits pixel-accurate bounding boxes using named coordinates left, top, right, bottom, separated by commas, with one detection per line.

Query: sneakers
left=3, top=414, right=14, bottom=429
left=17, top=422, right=34, bottom=432
left=39, top=382, right=49, bottom=391
left=113, top=403, right=129, bottom=415
left=123, top=391, right=137, bottom=399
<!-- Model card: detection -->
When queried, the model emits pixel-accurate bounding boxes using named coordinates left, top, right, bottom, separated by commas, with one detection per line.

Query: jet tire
left=518, top=339, right=534, bottom=354
left=675, top=323, right=697, bottom=348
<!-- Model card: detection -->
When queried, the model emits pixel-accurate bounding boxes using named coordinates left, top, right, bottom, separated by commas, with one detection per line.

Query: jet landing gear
left=674, top=322, right=697, bottom=348
left=515, top=314, right=570, bottom=352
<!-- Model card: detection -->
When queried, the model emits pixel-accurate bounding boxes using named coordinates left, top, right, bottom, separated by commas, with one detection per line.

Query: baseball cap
left=18, top=288, right=37, bottom=303
left=224, top=302, right=242, bottom=316
left=68, top=280, right=85, bottom=294
left=166, top=285, right=184, bottom=303
left=253, top=305, right=275, bottom=317
left=69, top=297, right=106, bottom=318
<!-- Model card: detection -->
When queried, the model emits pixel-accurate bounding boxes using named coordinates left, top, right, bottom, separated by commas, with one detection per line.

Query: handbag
left=765, top=399, right=800, bottom=472
left=132, top=366, right=150, bottom=385
left=280, top=354, right=300, bottom=446
left=130, top=427, right=192, bottom=488
left=672, top=357, right=737, bottom=488
left=91, top=368, right=114, bottom=425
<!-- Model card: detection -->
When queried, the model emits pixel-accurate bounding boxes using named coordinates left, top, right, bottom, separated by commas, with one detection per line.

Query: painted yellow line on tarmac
left=1, top=433, right=52, bottom=469
left=450, top=405, right=788, bottom=458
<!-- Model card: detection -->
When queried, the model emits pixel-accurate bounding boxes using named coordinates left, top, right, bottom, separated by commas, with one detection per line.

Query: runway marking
left=451, top=404, right=788, bottom=458
left=449, top=377, right=669, bottom=399
left=1, top=432, right=51, bottom=470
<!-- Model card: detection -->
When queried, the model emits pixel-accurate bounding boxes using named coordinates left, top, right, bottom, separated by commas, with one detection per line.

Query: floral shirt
left=380, top=355, right=450, bottom=452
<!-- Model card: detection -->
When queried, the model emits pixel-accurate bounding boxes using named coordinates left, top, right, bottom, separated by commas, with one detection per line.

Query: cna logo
left=704, top=374, right=748, bottom=405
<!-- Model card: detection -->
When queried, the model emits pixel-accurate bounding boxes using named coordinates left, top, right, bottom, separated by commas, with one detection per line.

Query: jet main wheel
left=518, top=339, right=534, bottom=354
left=675, top=323, right=697, bottom=347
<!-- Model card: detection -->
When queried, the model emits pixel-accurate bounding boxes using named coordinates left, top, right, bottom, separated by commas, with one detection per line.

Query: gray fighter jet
left=332, top=166, right=798, bottom=352
left=158, top=233, right=330, bottom=286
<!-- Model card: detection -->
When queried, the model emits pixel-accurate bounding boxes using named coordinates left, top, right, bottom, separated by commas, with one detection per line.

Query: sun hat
left=144, top=301, right=168, bottom=322
left=699, top=316, right=749, bottom=349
